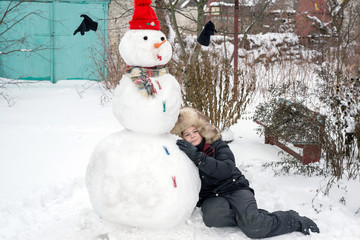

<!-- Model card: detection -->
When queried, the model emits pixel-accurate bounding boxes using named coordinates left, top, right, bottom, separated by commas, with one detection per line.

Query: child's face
left=183, top=126, right=203, bottom=146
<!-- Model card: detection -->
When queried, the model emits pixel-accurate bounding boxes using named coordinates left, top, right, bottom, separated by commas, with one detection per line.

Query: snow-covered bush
left=0, top=78, right=17, bottom=107
left=254, top=69, right=360, bottom=183
left=253, top=90, right=325, bottom=146
left=316, top=68, right=360, bottom=182
left=0, top=78, right=35, bottom=107
left=253, top=81, right=328, bottom=176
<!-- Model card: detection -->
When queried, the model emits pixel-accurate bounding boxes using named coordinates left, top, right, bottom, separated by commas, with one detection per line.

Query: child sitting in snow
left=171, top=107, right=320, bottom=239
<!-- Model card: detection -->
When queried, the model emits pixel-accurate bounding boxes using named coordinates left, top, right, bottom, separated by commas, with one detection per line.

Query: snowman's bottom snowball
left=86, top=130, right=201, bottom=229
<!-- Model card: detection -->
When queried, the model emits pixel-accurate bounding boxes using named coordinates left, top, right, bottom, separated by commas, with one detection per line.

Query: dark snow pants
left=201, top=189, right=299, bottom=239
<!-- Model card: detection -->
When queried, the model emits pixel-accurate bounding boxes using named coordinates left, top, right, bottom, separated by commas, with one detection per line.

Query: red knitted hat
left=129, top=0, right=160, bottom=31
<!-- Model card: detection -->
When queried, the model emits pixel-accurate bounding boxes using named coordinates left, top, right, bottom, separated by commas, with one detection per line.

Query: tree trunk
left=155, top=0, right=170, bottom=38
left=196, top=0, right=207, bottom=35
left=168, top=0, right=186, bottom=55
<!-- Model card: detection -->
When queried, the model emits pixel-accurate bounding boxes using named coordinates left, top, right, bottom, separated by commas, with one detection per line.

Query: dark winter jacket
left=196, top=139, right=254, bottom=206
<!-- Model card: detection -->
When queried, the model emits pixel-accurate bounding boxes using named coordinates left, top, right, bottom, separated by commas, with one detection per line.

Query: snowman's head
left=119, top=30, right=172, bottom=67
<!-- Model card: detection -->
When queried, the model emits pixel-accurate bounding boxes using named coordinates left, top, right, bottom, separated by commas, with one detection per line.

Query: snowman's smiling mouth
left=157, top=55, right=162, bottom=61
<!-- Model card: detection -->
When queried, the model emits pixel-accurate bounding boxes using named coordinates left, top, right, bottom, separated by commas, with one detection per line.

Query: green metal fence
left=0, top=0, right=109, bottom=83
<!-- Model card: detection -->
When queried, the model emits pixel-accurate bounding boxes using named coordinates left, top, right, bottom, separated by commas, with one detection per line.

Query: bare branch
left=0, top=12, right=42, bottom=36
left=0, top=0, right=24, bottom=26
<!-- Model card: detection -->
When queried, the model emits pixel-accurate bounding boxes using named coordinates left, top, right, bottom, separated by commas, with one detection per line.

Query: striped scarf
left=126, top=65, right=169, bottom=98
left=203, top=143, right=215, bottom=157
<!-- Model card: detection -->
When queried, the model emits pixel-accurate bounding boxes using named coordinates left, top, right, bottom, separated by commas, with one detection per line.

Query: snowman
left=86, top=0, right=201, bottom=229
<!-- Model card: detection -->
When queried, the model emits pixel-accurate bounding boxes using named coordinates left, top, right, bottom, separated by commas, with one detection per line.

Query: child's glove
left=176, top=139, right=204, bottom=166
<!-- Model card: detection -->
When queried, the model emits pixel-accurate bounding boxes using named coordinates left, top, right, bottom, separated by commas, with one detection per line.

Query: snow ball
left=86, top=130, right=201, bottom=229
left=221, top=129, right=234, bottom=142
left=112, top=74, right=182, bottom=134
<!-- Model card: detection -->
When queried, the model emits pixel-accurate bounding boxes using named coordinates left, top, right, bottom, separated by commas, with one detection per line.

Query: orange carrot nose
left=154, top=40, right=166, bottom=49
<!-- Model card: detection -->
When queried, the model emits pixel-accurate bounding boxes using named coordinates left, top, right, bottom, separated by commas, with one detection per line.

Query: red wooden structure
left=255, top=119, right=323, bottom=165
left=254, top=99, right=325, bottom=165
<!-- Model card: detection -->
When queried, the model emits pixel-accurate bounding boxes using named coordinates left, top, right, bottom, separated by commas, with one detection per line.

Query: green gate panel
left=0, top=1, right=52, bottom=81
left=53, top=1, right=108, bottom=82
left=0, top=0, right=109, bottom=83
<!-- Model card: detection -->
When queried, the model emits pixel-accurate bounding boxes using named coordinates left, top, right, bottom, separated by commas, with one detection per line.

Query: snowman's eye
left=143, top=36, right=148, bottom=40
left=161, top=37, right=165, bottom=41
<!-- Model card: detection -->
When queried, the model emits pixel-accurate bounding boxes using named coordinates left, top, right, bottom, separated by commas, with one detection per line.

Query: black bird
left=73, top=14, right=98, bottom=36
left=197, top=21, right=217, bottom=46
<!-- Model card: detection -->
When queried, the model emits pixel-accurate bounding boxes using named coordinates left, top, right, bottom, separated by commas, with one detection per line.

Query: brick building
left=295, top=0, right=330, bottom=44
left=204, top=0, right=330, bottom=43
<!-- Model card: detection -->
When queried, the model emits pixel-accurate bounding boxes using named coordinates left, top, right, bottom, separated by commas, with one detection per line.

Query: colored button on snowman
left=86, top=0, right=201, bottom=229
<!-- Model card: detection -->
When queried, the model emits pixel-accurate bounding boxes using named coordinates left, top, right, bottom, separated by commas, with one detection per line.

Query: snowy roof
left=180, top=0, right=190, bottom=8
left=271, top=9, right=296, bottom=14
left=209, top=0, right=257, bottom=7
left=210, top=2, right=234, bottom=7
left=177, top=0, right=196, bottom=8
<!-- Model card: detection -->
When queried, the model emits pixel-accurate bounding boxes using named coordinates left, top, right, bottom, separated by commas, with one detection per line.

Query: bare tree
left=327, top=0, right=360, bottom=83
left=297, top=0, right=360, bottom=79
left=0, top=0, right=46, bottom=105
left=0, top=0, right=49, bottom=57
left=155, top=0, right=171, bottom=38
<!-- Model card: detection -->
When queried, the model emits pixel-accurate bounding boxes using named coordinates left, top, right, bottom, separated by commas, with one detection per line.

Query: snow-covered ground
left=0, top=81, right=359, bottom=240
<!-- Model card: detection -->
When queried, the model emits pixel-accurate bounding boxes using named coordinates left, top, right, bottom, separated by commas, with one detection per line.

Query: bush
left=172, top=47, right=256, bottom=131
left=316, top=68, right=360, bottom=181
left=91, top=41, right=125, bottom=92
left=255, top=69, right=360, bottom=186
left=253, top=81, right=323, bottom=144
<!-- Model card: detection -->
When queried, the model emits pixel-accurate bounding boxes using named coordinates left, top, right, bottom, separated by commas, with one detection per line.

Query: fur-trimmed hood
left=171, top=107, right=221, bottom=144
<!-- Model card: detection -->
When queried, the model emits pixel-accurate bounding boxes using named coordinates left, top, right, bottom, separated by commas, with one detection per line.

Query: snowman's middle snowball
left=112, top=73, right=181, bottom=134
